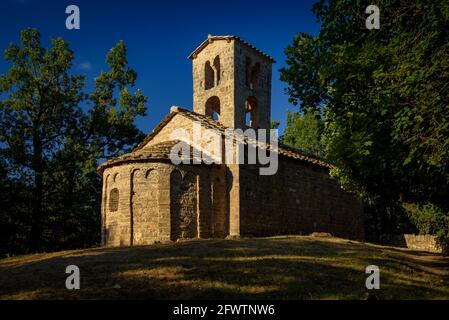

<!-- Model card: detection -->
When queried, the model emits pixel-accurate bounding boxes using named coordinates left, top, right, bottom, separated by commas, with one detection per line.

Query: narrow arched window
left=213, top=55, right=221, bottom=86
left=109, top=188, right=119, bottom=212
left=205, top=61, right=215, bottom=90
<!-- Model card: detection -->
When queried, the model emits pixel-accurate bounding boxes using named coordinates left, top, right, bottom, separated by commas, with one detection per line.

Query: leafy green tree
left=87, top=40, right=148, bottom=163
left=280, top=0, right=449, bottom=217
left=282, top=110, right=324, bottom=156
left=404, top=203, right=449, bottom=237
left=270, top=120, right=280, bottom=130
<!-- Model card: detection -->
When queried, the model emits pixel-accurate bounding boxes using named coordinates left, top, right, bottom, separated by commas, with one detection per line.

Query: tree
left=282, top=110, right=324, bottom=156
left=87, top=40, right=148, bottom=163
left=270, top=120, right=280, bottom=130
left=0, top=29, right=148, bottom=254
left=0, top=29, right=85, bottom=251
left=279, top=0, right=449, bottom=217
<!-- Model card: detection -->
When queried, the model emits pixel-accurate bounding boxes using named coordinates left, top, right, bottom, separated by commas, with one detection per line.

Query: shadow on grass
left=0, top=237, right=448, bottom=299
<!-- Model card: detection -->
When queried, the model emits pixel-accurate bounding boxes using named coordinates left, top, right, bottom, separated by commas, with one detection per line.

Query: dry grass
left=1, top=236, right=448, bottom=300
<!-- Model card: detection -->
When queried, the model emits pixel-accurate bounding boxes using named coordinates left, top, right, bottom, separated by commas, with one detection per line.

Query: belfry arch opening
left=245, top=96, right=258, bottom=128
left=204, top=55, right=221, bottom=90
left=205, top=96, right=220, bottom=121
left=205, top=61, right=214, bottom=90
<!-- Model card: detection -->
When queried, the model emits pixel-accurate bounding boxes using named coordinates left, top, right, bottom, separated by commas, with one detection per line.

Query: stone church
left=97, top=35, right=364, bottom=247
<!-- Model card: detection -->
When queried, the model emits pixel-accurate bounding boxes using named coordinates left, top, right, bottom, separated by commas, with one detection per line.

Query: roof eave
left=187, top=35, right=276, bottom=63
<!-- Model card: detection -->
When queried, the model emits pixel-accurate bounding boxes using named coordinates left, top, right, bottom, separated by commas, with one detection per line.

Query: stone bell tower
left=189, top=35, right=275, bottom=130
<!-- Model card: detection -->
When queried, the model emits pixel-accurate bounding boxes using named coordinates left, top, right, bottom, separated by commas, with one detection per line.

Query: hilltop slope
left=1, top=236, right=448, bottom=299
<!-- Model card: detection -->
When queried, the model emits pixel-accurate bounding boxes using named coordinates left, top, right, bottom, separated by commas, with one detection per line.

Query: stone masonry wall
left=234, top=41, right=272, bottom=130
left=238, top=157, right=365, bottom=241
left=102, top=166, right=132, bottom=246
left=131, top=168, right=159, bottom=245
left=192, top=39, right=273, bottom=130
left=101, top=162, right=173, bottom=246
left=101, top=160, right=227, bottom=246
left=172, top=164, right=228, bottom=240
left=170, top=170, right=198, bottom=240
left=192, top=40, right=236, bottom=128
left=379, top=234, right=449, bottom=255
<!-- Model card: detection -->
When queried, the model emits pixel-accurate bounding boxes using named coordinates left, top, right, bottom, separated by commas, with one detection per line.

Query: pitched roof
left=188, top=35, right=276, bottom=63
left=97, top=106, right=332, bottom=174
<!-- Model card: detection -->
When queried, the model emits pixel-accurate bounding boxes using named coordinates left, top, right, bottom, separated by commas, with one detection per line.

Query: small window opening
left=213, top=55, right=220, bottom=86
left=109, top=188, right=119, bottom=212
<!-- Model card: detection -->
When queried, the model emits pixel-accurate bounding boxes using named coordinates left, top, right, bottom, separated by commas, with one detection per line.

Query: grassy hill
left=1, top=236, right=448, bottom=300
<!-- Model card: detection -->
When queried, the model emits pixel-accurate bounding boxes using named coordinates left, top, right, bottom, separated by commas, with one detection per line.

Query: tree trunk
left=29, top=132, right=43, bottom=252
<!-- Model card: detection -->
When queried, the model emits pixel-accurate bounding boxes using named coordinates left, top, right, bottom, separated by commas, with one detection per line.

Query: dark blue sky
left=0, top=0, right=320, bottom=133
